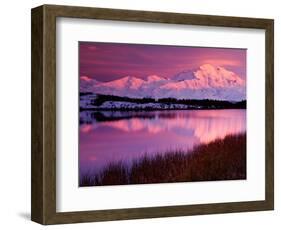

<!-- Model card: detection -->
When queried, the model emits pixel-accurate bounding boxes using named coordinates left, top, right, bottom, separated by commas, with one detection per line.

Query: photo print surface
left=79, top=42, right=247, bottom=187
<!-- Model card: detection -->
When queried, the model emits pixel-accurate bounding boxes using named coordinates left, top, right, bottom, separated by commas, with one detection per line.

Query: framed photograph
left=31, top=4, right=274, bottom=225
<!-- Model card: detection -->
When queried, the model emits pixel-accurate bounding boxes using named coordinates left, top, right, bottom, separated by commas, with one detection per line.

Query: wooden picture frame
left=31, top=4, right=274, bottom=225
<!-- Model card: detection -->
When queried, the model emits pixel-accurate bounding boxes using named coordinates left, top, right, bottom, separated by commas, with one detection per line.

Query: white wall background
left=0, top=0, right=279, bottom=229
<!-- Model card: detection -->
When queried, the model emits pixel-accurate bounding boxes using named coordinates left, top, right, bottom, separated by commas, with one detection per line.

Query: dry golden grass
left=80, top=133, right=246, bottom=186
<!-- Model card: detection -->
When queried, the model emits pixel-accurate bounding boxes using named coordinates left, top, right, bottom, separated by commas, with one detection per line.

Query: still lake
left=79, top=109, right=246, bottom=177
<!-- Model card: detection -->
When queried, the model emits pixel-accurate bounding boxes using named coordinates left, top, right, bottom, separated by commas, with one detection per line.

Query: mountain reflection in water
left=79, top=109, right=246, bottom=176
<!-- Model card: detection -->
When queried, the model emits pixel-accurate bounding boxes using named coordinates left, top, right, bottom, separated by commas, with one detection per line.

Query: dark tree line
left=89, top=94, right=246, bottom=109
left=93, top=94, right=156, bottom=106
left=158, top=97, right=246, bottom=109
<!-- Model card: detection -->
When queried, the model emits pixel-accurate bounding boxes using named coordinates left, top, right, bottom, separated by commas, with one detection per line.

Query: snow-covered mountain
left=80, top=64, right=246, bottom=101
left=80, top=76, right=100, bottom=92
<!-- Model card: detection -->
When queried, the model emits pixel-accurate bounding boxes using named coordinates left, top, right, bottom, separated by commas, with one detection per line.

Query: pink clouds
left=80, top=124, right=93, bottom=133
left=200, top=59, right=242, bottom=67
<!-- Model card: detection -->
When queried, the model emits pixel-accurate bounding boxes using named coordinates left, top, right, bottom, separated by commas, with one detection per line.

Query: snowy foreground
left=80, top=93, right=245, bottom=110
left=80, top=93, right=201, bottom=110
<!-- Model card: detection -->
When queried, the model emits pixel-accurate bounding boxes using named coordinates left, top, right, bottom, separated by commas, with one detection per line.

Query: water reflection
left=79, top=110, right=246, bottom=175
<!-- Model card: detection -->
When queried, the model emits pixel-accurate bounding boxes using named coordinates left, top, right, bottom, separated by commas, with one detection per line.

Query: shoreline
left=80, top=107, right=246, bottom=112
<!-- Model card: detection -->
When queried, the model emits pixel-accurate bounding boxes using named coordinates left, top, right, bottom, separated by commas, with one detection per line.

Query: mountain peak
left=146, top=75, right=166, bottom=82
left=80, top=76, right=100, bottom=92
left=198, top=64, right=226, bottom=78
left=194, top=64, right=245, bottom=87
left=121, top=76, right=144, bottom=82
left=80, top=76, right=93, bottom=82
left=199, top=63, right=217, bottom=71
left=102, top=76, right=145, bottom=90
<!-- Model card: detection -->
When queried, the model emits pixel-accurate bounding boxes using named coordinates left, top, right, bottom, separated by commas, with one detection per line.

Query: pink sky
left=79, top=42, right=246, bottom=82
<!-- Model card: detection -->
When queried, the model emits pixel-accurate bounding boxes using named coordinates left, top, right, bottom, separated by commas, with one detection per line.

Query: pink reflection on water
left=80, top=124, right=92, bottom=133
left=79, top=109, right=246, bottom=175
